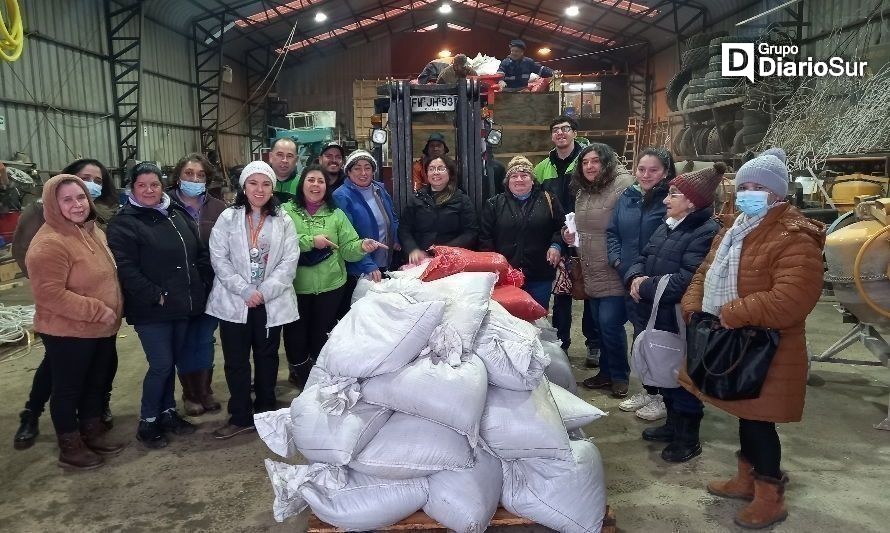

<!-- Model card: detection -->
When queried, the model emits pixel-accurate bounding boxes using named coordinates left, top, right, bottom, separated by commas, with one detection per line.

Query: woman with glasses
left=480, top=155, right=565, bottom=310
left=624, top=163, right=723, bottom=463
left=399, top=154, right=478, bottom=265
left=166, top=154, right=227, bottom=417
left=107, top=163, right=214, bottom=450
left=562, top=143, right=634, bottom=398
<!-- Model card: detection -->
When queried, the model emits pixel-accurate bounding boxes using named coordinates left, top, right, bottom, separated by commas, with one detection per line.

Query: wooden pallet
left=308, top=505, right=616, bottom=532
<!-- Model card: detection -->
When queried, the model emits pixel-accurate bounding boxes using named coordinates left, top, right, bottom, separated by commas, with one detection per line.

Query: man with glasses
left=535, top=116, right=600, bottom=366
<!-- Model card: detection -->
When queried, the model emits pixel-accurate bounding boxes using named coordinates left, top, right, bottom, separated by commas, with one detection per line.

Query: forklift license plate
left=411, top=95, right=457, bottom=112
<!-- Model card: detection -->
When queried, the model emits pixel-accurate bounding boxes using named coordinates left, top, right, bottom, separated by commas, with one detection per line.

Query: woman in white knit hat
left=204, top=161, right=300, bottom=440
left=679, top=148, right=825, bottom=529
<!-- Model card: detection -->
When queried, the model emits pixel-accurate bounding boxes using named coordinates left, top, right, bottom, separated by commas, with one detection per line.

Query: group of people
left=10, top=112, right=824, bottom=529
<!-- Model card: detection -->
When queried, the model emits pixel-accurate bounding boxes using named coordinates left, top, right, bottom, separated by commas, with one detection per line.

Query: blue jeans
left=586, top=296, right=628, bottom=383
left=522, top=280, right=553, bottom=312
left=134, top=320, right=189, bottom=420
left=552, top=294, right=599, bottom=350
left=662, top=386, right=704, bottom=416
left=178, top=313, right=219, bottom=374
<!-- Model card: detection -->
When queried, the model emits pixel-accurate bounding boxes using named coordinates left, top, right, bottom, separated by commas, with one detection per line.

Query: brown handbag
left=567, top=256, right=587, bottom=300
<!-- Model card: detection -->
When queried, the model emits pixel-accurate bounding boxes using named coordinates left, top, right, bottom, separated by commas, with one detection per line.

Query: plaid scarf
left=702, top=212, right=765, bottom=315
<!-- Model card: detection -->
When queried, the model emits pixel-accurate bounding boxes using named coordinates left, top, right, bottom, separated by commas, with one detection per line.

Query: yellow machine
left=822, top=196, right=890, bottom=430
left=829, top=173, right=886, bottom=212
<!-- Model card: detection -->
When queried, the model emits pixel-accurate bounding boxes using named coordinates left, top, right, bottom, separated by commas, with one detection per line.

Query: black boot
left=661, top=412, right=703, bottom=463
left=642, top=407, right=675, bottom=443
left=159, top=409, right=197, bottom=435
left=14, top=409, right=40, bottom=450
left=137, top=419, right=168, bottom=449
left=101, top=394, right=114, bottom=430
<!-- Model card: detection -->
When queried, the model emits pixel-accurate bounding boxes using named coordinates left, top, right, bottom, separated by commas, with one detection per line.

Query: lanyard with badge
left=247, top=213, right=267, bottom=276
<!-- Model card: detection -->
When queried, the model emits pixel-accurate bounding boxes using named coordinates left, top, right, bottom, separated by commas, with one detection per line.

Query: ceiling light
left=538, top=47, right=551, bottom=55
left=314, top=12, right=327, bottom=22
left=565, top=5, right=580, bottom=17
left=438, top=49, right=452, bottom=58
left=439, top=2, right=453, bottom=14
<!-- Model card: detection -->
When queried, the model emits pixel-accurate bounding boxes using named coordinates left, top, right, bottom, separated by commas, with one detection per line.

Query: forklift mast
left=386, top=78, right=491, bottom=215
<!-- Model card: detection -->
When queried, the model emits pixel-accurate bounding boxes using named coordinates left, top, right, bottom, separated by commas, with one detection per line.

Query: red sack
left=492, top=285, right=547, bottom=322
left=499, top=266, right=525, bottom=288
left=421, top=246, right=511, bottom=282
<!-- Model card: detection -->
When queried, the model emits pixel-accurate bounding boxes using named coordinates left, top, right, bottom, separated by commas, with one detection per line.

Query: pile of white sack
left=256, top=269, right=608, bottom=533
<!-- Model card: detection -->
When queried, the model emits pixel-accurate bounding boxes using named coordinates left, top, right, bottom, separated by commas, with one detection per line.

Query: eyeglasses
left=551, top=125, right=574, bottom=134
left=668, top=191, right=685, bottom=198
left=428, top=166, right=448, bottom=173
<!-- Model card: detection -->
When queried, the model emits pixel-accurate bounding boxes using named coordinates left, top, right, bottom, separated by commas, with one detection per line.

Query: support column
left=105, top=0, right=144, bottom=180
left=193, top=15, right=226, bottom=157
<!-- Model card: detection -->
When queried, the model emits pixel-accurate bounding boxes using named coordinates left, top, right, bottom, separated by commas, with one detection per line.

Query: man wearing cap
left=412, top=133, right=449, bottom=192
left=269, top=138, right=300, bottom=203
left=497, top=39, right=554, bottom=90
left=318, top=141, right=346, bottom=190
left=437, top=54, right=478, bottom=84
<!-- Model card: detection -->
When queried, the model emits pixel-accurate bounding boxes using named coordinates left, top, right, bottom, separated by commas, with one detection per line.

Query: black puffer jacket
left=624, top=207, right=719, bottom=333
left=479, top=187, right=565, bottom=282
left=399, top=186, right=478, bottom=253
left=106, top=201, right=213, bottom=325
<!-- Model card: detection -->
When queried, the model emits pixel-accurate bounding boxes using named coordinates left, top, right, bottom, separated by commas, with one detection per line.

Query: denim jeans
left=178, top=313, right=219, bottom=374
left=134, top=320, right=189, bottom=420
left=552, top=294, right=600, bottom=350
left=586, top=296, right=628, bottom=383
left=522, top=280, right=553, bottom=312
left=661, top=386, right=704, bottom=416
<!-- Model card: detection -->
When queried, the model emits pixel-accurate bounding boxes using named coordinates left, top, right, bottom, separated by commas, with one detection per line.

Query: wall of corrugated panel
left=141, top=74, right=198, bottom=129
left=143, top=21, right=194, bottom=83
left=222, top=60, right=248, bottom=101
left=24, top=0, right=107, bottom=54
left=140, top=125, right=198, bottom=164
left=279, top=36, right=393, bottom=137
left=218, top=133, right=250, bottom=167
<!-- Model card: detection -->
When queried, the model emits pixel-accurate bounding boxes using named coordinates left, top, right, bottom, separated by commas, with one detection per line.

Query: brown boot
left=707, top=451, right=755, bottom=500
left=179, top=372, right=206, bottom=416
left=80, top=418, right=126, bottom=456
left=734, top=473, right=789, bottom=529
left=57, top=432, right=103, bottom=470
left=197, top=368, right=222, bottom=412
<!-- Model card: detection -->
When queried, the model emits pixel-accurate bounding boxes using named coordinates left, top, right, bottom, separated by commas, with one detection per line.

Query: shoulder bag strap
left=646, top=275, right=671, bottom=331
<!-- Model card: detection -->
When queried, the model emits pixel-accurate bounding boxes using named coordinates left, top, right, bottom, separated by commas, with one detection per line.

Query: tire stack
left=703, top=36, right=744, bottom=105
left=666, top=31, right=727, bottom=112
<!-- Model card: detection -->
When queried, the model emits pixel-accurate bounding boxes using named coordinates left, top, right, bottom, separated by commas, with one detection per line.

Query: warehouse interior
left=2, top=0, right=890, bottom=531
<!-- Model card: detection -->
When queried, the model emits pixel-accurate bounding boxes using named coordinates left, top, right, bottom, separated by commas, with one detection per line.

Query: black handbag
left=299, top=247, right=334, bottom=267
left=685, top=312, right=780, bottom=401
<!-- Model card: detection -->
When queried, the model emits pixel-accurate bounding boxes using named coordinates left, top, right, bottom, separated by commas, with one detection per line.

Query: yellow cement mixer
left=822, top=197, right=890, bottom=430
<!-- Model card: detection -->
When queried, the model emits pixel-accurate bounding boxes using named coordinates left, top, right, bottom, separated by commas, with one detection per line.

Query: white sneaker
left=635, top=395, right=667, bottom=421
left=618, top=390, right=653, bottom=412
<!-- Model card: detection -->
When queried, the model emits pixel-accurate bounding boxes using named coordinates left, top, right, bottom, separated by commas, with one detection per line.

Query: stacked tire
left=667, top=31, right=727, bottom=112
left=702, top=36, right=743, bottom=105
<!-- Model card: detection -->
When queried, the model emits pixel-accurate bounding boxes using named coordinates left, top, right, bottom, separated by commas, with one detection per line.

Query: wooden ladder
left=622, top=116, right=641, bottom=169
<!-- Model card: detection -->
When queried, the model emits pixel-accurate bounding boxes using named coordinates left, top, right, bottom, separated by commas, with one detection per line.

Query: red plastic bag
left=421, top=246, right=511, bottom=282
left=492, top=285, right=547, bottom=322
left=499, top=266, right=525, bottom=288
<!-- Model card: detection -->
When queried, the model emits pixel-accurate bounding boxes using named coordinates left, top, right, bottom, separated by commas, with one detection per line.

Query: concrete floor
left=0, top=280, right=888, bottom=533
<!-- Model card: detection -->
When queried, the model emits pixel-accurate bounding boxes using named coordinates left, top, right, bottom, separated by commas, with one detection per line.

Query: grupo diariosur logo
left=721, top=42, right=867, bottom=82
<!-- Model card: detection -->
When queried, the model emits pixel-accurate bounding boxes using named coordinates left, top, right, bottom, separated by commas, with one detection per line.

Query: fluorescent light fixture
left=314, top=12, right=327, bottom=22
left=566, top=82, right=599, bottom=91
left=566, top=5, right=580, bottom=17
left=438, top=49, right=452, bottom=58
left=439, top=2, right=453, bottom=14
left=539, top=47, right=551, bottom=54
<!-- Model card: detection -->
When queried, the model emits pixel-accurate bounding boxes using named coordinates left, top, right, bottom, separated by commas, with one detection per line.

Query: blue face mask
left=735, top=190, right=770, bottom=217
left=179, top=180, right=206, bottom=198
left=84, top=180, right=102, bottom=199
left=513, top=191, right=532, bottom=201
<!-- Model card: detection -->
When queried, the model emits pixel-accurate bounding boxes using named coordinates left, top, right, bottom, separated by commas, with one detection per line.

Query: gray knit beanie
left=344, top=150, right=377, bottom=174
left=735, top=147, right=789, bottom=197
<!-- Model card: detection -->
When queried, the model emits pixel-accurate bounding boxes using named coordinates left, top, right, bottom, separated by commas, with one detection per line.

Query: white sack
left=423, top=448, right=502, bottom=533
left=350, top=412, right=475, bottom=479
left=320, top=292, right=445, bottom=378
left=541, top=339, right=578, bottom=394
left=264, top=460, right=428, bottom=529
left=550, top=383, right=607, bottom=430
left=290, top=381, right=392, bottom=465
left=367, top=272, right=496, bottom=353
left=501, top=439, right=607, bottom=533
left=254, top=407, right=297, bottom=458
left=362, top=325, right=487, bottom=446
left=535, top=319, right=560, bottom=344
left=474, top=302, right=549, bottom=391
left=480, top=379, right=572, bottom=462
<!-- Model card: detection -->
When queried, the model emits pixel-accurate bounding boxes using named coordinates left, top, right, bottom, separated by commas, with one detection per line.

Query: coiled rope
left=0, top=0, right=24, bottom=62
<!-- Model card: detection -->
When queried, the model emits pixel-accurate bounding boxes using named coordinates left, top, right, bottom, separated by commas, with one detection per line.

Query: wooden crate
left=308, top=505, right=616, bottom=533
left=492, top=92, right=560, bottom=166
left=354, top=80, right=388, bottom=142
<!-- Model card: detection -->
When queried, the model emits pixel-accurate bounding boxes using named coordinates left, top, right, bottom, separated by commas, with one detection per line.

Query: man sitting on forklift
left=437, top=54, right=477, bottom=84
left=412, top=133, right=450, bottom=192
left=497, top=39, right=554, bottom=90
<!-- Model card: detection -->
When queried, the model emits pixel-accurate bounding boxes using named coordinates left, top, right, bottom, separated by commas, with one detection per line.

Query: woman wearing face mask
left=166, top=154, right=227, bottom=417
left=25, top=174, right=125, bottom=469
left=680, top=148, right=824, bottom=529
left=606, top=148, right=677, bottom=420
left=12, top=159, right=120, bottom=450
left=624, top=163, right=723, bottom=463
left=479, top=155, right=566, bottom=310
left=562, top=143, right=634, bottom=398
left=205, top=162, right=300, bottom=439
left=107, top=163, right=214, bottom=449
left=400, top=155, right=478, bottom=265
left=282, top=164, right=386, bottom=388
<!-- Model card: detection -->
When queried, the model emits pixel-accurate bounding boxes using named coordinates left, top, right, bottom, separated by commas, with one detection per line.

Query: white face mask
left=735, top=190, right=770, bottom=217
left=84, top=180, right=102, bottom=199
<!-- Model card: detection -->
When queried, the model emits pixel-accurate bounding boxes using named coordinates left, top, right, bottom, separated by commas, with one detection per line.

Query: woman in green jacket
left=283, top=164, right=386, bottom=387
